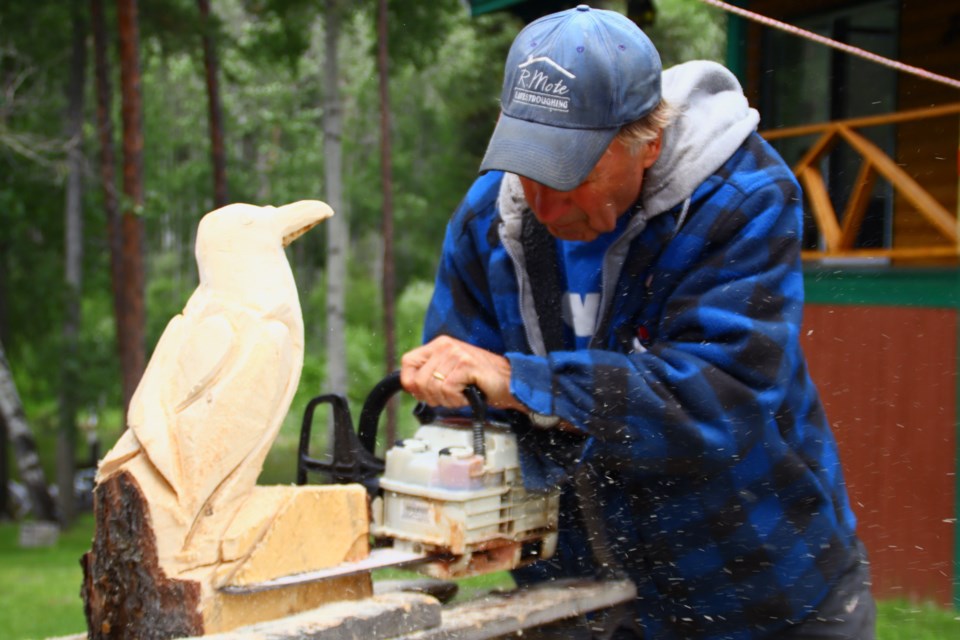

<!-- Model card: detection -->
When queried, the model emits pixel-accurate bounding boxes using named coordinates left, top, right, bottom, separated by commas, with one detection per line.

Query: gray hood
left=642, top=60, right=759, bottom=215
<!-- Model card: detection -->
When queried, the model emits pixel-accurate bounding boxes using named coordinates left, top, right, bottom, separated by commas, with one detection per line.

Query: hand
left=400, top=336, right=524, bottom=411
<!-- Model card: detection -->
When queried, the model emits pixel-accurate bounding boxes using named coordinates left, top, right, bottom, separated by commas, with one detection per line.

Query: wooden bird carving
left=98, top=200, right=333, bottom=569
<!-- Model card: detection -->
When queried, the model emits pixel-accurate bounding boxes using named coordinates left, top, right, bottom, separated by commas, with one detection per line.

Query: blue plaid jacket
left=422, top=133, right=859, bottom=639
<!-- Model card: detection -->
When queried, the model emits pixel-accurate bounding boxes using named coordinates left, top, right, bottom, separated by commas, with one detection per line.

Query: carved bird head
left=196, top=200, right=333, bottom=255
left=192, top=200, right=334, bottom=306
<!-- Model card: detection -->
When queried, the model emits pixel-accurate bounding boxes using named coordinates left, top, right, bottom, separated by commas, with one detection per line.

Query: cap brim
left=478, top=112, right=618, bottom=191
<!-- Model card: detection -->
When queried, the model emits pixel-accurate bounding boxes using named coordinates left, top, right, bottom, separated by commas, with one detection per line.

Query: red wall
left=803, top=304, right=957, bottom=605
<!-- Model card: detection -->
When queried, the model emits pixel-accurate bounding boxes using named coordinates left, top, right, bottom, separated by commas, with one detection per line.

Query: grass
left=2, top=515, right=958, bottom=640
left=0, top=515, right=92, bottom=640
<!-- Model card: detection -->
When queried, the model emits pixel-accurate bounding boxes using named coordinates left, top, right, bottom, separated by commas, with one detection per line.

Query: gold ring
left=432, top=370, right=446, bottom=382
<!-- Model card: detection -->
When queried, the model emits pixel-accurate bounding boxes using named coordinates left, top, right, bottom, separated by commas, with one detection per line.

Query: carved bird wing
left=176, top=319, right=294, bottom=520
left=127, top=313, right=235, bottom=498
left=172, top=315, right=235, bottom=413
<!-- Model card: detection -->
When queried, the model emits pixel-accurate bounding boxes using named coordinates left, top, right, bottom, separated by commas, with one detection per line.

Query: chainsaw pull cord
left=464, top=385, right=487, bottom=460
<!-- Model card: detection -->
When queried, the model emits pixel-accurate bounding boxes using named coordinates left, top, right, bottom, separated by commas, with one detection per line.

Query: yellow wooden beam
left=799, top=166, right=842, bottom=251
left=838, top=159, right=878, bottom=250
left=762, top=102, right=960, bottom=140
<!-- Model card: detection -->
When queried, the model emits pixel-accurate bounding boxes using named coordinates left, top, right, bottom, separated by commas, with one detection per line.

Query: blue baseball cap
left=479, top=5, right=662, bottom=191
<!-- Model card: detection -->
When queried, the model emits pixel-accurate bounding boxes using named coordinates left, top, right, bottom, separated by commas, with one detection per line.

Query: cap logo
left=512, top=56, right=575, bottom=113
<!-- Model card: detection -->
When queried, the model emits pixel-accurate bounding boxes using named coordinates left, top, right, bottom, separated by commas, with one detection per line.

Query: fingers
left=400, top=338, right=467, bottom=408
left=400, top=336, right=519, bottom=410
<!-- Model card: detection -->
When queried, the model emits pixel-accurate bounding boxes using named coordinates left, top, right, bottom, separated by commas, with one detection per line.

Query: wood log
left=81, top=470, right=203, bottom=639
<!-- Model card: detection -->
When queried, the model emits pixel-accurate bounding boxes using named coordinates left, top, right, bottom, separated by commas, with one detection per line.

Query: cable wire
left=699, top=0, right=960, bottom=91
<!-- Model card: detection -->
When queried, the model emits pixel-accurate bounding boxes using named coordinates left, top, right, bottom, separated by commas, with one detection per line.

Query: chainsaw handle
left=357, top=371, right=404, bottom=454
left=357, top=370, right=488, bottom=457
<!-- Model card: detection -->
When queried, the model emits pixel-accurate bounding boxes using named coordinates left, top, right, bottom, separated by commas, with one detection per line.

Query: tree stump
left=82, top=470, right=203, bottom=639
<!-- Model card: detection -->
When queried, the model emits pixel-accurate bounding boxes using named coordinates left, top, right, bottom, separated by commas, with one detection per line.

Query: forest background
left=0, top=0, right=725, bottom=526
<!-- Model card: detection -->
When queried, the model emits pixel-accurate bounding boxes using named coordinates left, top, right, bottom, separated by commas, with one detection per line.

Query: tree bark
left=90, top=0, right=127, bottom=408
left=377, top=0, right=397, bottom=447
left=0, top=389, right=8, bottom=519
left=197, top=0, right=228, bottom=208
left=82, top=471, right=203, bottom=639
left=116, top=0, right=147, bottom=415
left=58, top=0, right=88, bottom=526
left=0, top=339, right=57, bottom=522
left=324, top=0, right=348, bottom=447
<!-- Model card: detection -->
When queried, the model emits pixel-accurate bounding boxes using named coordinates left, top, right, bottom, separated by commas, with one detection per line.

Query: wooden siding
left=894, top=2, right=960, bottom=251
left=803, top=304, right=957, bottom=605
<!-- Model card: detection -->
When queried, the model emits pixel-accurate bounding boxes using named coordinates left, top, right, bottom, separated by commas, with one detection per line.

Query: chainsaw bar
left=218, top=548, right=435, bottom=594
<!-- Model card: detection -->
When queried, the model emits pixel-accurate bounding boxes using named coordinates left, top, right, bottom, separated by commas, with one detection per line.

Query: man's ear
left=642, top=131, right=663, bottom=168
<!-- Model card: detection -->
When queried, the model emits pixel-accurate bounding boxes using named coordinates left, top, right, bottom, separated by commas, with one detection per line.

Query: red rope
left=699, top=0, right=960, bottom=91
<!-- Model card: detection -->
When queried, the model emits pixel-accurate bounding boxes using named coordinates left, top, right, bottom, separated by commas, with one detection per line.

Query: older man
left=401, top=5, right=874, bottom=638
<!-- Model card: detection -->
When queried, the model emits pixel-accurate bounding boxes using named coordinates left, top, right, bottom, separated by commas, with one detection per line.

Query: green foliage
left=382, top=0, right=470, bottom=70
left=643, top=0, right=727, bottom=66
left=236, top=0, right=320, bottom=69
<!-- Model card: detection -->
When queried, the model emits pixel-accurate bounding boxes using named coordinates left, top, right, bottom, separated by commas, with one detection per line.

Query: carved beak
left=276, top=200, right=335, bottom=247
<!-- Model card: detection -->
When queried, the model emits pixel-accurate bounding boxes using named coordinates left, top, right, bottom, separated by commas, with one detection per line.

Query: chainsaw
left=292, top=371, right=560, bottom=583
left=223, top=374, right=638, bottom=640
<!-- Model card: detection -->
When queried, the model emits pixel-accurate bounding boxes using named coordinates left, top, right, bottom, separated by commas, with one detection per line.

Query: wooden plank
left=400, top=579, right=637, bottom=640
left=193, top=592, right=441, bottom=640
left=792, top=129, right=838, bottom=173
left=838, top=159, right=877, bottom=250
left=189, top=579, right=637, bottom=640
left=802, top=246, right=960, bottom=262
left=761, top=102, right=960, bottom=140
left=799, top=166, right=842, bottom=251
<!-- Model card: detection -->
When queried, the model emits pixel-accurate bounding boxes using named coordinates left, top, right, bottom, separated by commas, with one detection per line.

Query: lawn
left=1, top=516, right=958, bottom=639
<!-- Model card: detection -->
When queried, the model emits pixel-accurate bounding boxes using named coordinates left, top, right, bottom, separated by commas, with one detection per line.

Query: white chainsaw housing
left=371, top=419, right=559, bottom=578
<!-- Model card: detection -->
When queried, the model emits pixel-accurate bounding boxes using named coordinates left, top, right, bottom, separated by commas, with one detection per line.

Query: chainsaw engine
left=373, top=416, right=559, bottom=578
left=298, top=372, right=559, bottom=579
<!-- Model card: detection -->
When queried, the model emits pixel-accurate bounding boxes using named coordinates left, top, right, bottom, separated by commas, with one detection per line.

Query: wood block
left=216, top=485, right=369, bottom=588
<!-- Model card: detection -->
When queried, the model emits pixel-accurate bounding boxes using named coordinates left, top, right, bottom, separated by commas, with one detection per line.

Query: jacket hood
left=642, top=60, right=759, bottom=215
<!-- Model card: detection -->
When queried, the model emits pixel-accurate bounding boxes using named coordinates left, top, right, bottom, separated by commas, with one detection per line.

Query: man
left=400, top=5, right=874, bottom=639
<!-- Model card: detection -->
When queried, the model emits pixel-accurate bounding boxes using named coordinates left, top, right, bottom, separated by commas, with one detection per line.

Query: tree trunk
left=116, top=0, right=147, bottom=415
left=324, top=0, right=348, bottom=447
left=197, top=0, right=228, bottom=208
left=377, top=0, right=397, bottom=447
left=58, top=0, right=88, bottom=527
left=90, top=0, right=126, bottom=411
left=0, top=400, right=8, bottom=519
left=0, top=339, right=57, bottom=522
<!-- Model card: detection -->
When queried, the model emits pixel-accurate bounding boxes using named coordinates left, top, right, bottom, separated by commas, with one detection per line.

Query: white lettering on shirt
left=563, top=292, right=601, bottom=338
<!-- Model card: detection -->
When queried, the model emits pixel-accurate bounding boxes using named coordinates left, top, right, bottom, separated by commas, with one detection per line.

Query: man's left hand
left=400, top=336, right=524, bottom=411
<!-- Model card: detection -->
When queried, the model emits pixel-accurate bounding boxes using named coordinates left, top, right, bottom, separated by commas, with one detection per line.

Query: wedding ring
left=432, top=370, right=446, bottom=382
